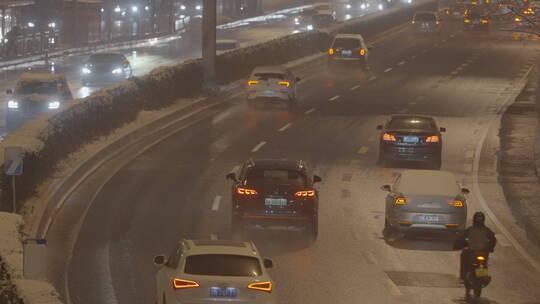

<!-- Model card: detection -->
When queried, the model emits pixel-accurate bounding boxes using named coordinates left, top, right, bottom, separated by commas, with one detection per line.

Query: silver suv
left=327, top=34, right=371, bottom=70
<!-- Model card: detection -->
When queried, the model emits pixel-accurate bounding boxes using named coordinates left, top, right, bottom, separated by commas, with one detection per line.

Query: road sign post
left=5, top=147, right=23, bottom=213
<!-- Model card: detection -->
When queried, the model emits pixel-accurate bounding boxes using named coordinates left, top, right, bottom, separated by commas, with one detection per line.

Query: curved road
left=48, top=17, right=540, bottom=304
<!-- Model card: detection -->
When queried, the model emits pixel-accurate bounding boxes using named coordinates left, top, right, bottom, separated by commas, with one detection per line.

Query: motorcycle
left=464, top=252, right=491, bottom=301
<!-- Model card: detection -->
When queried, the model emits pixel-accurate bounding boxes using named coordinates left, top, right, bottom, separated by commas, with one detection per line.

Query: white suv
left=154, top=239, right=276, bottom=304
left=246, top=66, right=300, bottom=108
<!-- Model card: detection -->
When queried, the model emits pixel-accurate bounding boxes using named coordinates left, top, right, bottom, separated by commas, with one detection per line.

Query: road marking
left=350, top=84, right=362, bottom=91
left=329, top=95, right=341, bottom=101
left=368, top=76, right=377, bottom=82
left=212, top=195, right=222, bottom=211
left=450, top=34, right=455, bottom=38
left=357, top=146, right=369, bottom=154
left=397, top=61, right=406, bottom=66
left=305, top=108, right=317, bottom=115
left=456, top=66, right=464, bottom=71
left=363, top=251, right=377, bottom=265
left=411, top=55, right=417, bottom=59
left=251, top=141, right=267, bottom=152
left=210, top=234, right=218, bottom=240
left=384, top=68, right=393, bottom=73
left=451, top=71, right=459, bottom=76
left=385, top=278, right=403, bottom=296
left=278, top=123, right=292, bottom=132
left=231, top=91, right=243, bottom=99
left=408, top=101, right=417, bottom=106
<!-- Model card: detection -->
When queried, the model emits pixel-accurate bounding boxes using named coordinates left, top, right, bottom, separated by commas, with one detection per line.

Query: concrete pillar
left=202, top=0, right=216, bottom=89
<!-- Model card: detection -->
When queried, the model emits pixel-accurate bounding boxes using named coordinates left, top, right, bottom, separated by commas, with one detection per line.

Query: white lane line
left=384, top=68, right=393, bottom=73
left=211, top=195, right=222, bottom=211
left=385, top=278, right=403, bottom=296
left=456, top=66, right=464, bottom=71
left=411, top=55, right=417, bottom=59
left=230, top=91, right=243, bottom=99
left=442, top=39, right=447, bottom=42
left=398, top=61, right=406, bottom=66
left=408, top=101, right=417, bottom=106
left=210, top=234, right=218, bottom=240
left=278, top=123, right=292, bottom=132
left=350, top=84, right=362, bottom=91
left=368, top=76, right=377, bottom=82
left=357, top=146, right=369, bottom=154
left=251, top=141, right=267, bottom=152
left=329, top=95, right=341, bottom=101
left=305, top=108, right=317, bottom=115
left=450, top=71, right=459, bottom=76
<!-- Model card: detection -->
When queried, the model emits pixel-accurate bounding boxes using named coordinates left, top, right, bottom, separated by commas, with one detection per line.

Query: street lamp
left=114, top=6, right=121, bottom=13
left=132, top=6, right=138, bottom=13
left=28, top=22, right=35, bottom=28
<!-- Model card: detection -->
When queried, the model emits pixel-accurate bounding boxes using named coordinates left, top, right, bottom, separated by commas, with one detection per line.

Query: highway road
left=46, top=13, right=540, bottom=304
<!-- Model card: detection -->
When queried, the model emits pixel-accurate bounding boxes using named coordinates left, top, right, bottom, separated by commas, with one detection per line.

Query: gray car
left=382, top=170, right=469, bottom=237
left=412, top=11, right=441, bottom=34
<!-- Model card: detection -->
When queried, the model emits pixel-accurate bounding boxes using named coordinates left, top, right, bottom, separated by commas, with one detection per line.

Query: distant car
left=377, top=115, right=445, bottom=169
left=446, top=4, right=466, bottom=18
left=81, top=52, right=132, bottom=86
left=6, top=73, right=72, bottom=130
left=246, top=66, right=301, bottom=108
left=226, top=159, right=322, bottom=239
left=310, top=12, right=336, bottom=29
left=381, top=170, right=469, bottom=237
left=178, top=0, right=203, bottom=16
left=327, top=33, right=370, bottom=70
left=411, top=11, right=442, bottom=34
left=294, top=8, right=317, bottom=30
left=216, top=39, right=240, bottom=52
left=463, top=10, right=490, bottom=30
left=154, top=239, right=276, bottom=304
left=312, top=2, right=335, bottom=15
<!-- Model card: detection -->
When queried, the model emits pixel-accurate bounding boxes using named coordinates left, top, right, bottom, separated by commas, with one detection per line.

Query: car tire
left=306, top=217, right=318, bottom=241
left=432, top=156, right=442, bottom=170
left=231, top=215, right=244, bottom=240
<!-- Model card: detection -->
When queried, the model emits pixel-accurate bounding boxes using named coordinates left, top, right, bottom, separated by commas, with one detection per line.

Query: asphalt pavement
left=46, top=17, right=540, bottom=304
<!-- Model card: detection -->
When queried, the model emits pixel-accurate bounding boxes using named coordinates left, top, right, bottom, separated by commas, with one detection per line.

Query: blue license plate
left=421, top=215, right=439, bottom=222
left=403, top=136, right=419, bottom=143
left=265, top=198, right=287, bottom=207
left=341, top=50, right=352, bottom=56
left=210, top=287, right=237, bottom=298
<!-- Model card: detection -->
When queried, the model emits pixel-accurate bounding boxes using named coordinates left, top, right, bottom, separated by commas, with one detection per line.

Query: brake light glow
left=248, top=80, right=259, bottom=86
left=394, top=197, right=408, bottom=205
left=172, top=278, right=199, bottom=289
left=328, top=48, right=334, bottom=55
left=295, top=190, right=315, bottom=197
left=237, top=187, right=258, bottom=195
left=277, top=81, right=290, bottom=87
left=359, top=48, right=366, bottom=56
left=464, top=19, right=471, bottom=23
left=448, top=200, right=464, bottom=207
left=247, top=281, right=272, bottom=293
left=426, top=135, right=439, bottom=143
left=436, top=20, right=440, bottom=25
left=515, top=17, right=522, bottom=22
left=476, top=256, right=486, bottom=261
left=382, top=133, right=396, bottom=141
left=481, top=19, right=489, bottom=24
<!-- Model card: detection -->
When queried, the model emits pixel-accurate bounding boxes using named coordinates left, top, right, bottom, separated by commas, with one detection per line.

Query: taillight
left=247, top=281, right=272, bottom=293
left=295, top=190, right=315, bottom=197
left=448, top=200, right=464, bottom=207
left=435, top=20, right=440, bottom=25
left=277, top=81, right=290, bottom=87
left=476, top=256, right=486, bottom=263
left=464, top=19, right=471, bottom=23
left=394, top=197, right=408, bottom=205
left=248, top=80, right=259, bottom=86
left=359, top=48, right=366, bottom=56
left=481, top=19, right=488, bottom=24
left=515, top=17, right=522, bottom=22
left=328, top=48, right=334, bottom=55
left=426, top=135, right=439, bottom=143
left=382, top=133, right=396, bottom=141
left=172, top=278, right=199, bottom=289
left=237, top=187, right=258, bottom=195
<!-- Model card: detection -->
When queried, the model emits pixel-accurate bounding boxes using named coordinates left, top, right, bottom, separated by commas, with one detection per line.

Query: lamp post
left=202, top=0, right=216, bottom=90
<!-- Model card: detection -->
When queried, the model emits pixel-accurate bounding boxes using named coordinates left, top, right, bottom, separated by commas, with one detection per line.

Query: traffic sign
left=4, top=146, right=23, bottom=176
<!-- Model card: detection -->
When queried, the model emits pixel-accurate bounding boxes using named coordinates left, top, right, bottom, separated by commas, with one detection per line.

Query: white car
left=154, top=239, right=276, bottom=304
left=246, top=66, right=301, bottom=108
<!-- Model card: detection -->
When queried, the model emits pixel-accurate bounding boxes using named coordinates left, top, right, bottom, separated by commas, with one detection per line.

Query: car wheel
left=432, top=157, right=442, bottom=170
left=306, top=217, right=318, bottom=241
left=377, top=152, right=388, bottom=167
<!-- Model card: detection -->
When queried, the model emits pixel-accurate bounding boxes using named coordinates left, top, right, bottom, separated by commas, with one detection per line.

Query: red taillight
left=382, top=133, right=396, bottom=141
left=448, top=200, right=464, bottom=207
left=277, top=81, right=290, bottom=87
left=237, top=187, right=258, bottom=195
left=248, top=80, right=259, bottom=86
left=247, top=281, right=272, bottom=293
left=426, top=135, right=439, bottom=143
left=394, top=197, right=408, bottom=205
left=295, top=190, right=315, bottom=197
left=172, top=278, right=199, bottom=289
left=328, top=48, right=334, bottom=55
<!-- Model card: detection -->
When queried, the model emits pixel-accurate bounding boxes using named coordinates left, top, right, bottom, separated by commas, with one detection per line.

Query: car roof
left=184, top=239, right=260, bottom=257
left=19, top=73, right=66, bottom=83
left=397, top=170, right=459, bottom=196
left=334, top=33, right=363, bottom=39
left=251, top=66, right=288, bottom=74
left=248, top=158, right=306, bottom=170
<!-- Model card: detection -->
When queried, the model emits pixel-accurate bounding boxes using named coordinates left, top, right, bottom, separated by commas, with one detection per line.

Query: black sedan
left=81, top=52, right=133, bottom=86
left=377, top=115, right=445, bottom=169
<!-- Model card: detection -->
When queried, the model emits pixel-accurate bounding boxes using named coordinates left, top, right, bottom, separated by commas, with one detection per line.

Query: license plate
left=341, top=50, right=352, bottom=56
left=403, top=136, right=419, bottom=143
left=475, top=268, right=489, bottom=277
left=473, top=20, right=480, bottom=24
left=421, top=215, right=439, bottom=222
left=265, top=198, right=287, bottom=207
left=210, top=287, right=237, bottom=298
left=261, top=90, right=274, bottom=96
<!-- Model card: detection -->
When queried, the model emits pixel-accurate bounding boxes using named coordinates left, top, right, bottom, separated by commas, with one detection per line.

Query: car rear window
left=16, top=81, right=59, bottom=95
left=414, top=13, right=437, bottom=21
left=184, top=254, right=262, bottom=277
left=388, top=118, right=436, bottom=130
left=246, top=169, right=308, bottom=186
left=253, top=73, right=286, bottom=80
left=332, top=38, right=360, bottom=49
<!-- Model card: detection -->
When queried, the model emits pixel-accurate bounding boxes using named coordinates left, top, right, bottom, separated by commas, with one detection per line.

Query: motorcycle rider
left=454, top=212, right=497, bottom=283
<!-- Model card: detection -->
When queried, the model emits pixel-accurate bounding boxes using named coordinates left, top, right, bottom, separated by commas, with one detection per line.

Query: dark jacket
left=454, top=226, right=497, bottom=252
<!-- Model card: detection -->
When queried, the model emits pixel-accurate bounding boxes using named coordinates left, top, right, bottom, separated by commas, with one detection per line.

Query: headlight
left=8, top=100, right=18, bottom=109
left=346, top=4, right=352, bottom=9
left=307, top=24, right=314, bottom=30
left=378, top=4, right=384, bottom=10
left=294, top=17, right=299, bottom=24
left=112, top=68, right=122, bottom=74
left=196, top=5, right=201, bottom=10
left=360, top=3, right=366, bottom=9
left=82, top=67, right=91, bottom=74
left=48, top=101, right=60, bottom=109
left=180, top=5, right=186, bottom=10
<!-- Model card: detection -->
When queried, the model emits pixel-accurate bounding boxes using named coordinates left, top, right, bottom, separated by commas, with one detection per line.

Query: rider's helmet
left=472, top=211, right=486, bottom=227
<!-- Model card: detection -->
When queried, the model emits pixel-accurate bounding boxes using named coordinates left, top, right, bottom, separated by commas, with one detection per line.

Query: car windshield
left=414, top=13, right=437, bottom=21
left=184, top=254, right=262, bottom=277
left=88, top=54, right=124, bottom=64
left=333, top=38, right=360, bottom=49
left=16, top=81, right=59, bottom=95
left=246, top=169, right=308, bottom=186
left=388, top=118, right=436, bottom=130
left=253, top=72, right=287, bottom=80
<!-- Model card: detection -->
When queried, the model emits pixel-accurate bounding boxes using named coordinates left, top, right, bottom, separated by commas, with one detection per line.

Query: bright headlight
left=8, top=100, right=18, bottom=109
left=82, top=67, right=91, bottom=74
left=307, top=24, right=314, bottom=30
left=346, top=4, right=352, bottom=8
left=112, top=68, right=122, bottom=74
left=360, top=3, right=366, bottom=9
left=378, top=4, right=384, bottom=10
left=196, top=5, right=201, bottom=10
left=180, top=5, right=186, bottom=10
left=48, top=101, right=60, bottom=109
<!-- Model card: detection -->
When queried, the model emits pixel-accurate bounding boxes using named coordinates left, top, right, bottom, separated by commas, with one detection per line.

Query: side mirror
left=313, top=175, right=322, bottom=183
left=381, top=185, right=391, bottom=192
left=295, top=77, right=301, bottom=82
left=440, top=127, right=446, bottom=132
left=263, top=258, right=274, bottom=268
left=461, top=188, right=470, bottom=194
left=376, top=124, right=383, bottom=130
left=226, top=172, right=237, bottom=181
left=6, top=89, right=12, bottom=95
left=154, top=255, right=166, bottom=266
